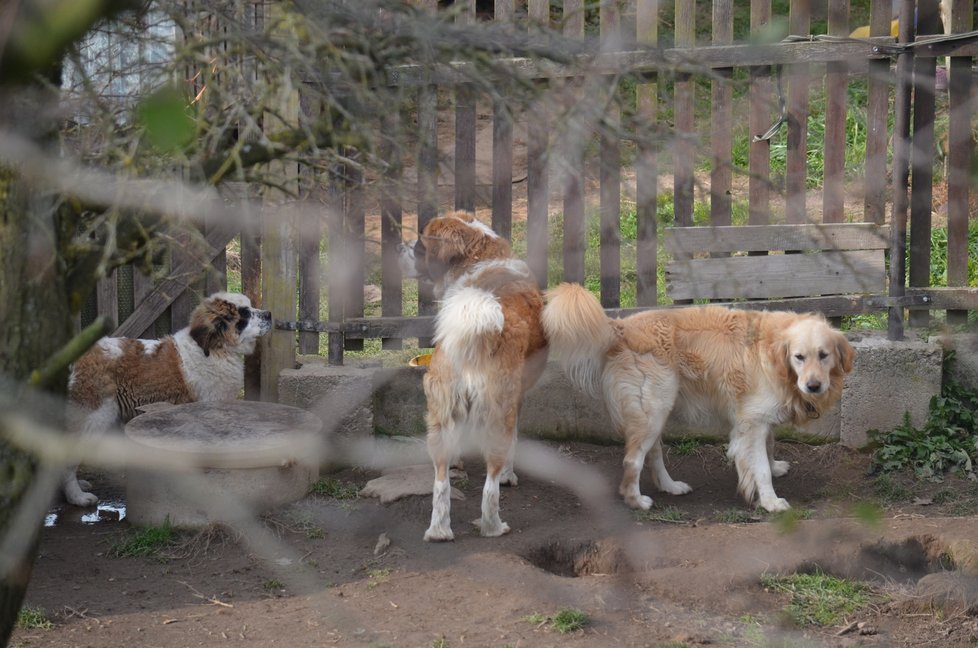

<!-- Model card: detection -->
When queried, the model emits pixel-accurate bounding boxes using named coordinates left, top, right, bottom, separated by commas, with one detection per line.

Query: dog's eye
left=818, top=350, right=829, bottom=360
left=794, top=354, right=805, bottom=362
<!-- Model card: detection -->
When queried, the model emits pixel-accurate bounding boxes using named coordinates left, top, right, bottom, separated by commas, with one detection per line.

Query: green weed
left=551, top=607, right=589, bottom=633
left=367, top=568, right=391, bottom=590
left=262, top=579, right=285, bottom=592
left=312, top=477, right=361, bottom=500
left=715, top=508, right=762, bottom=524
left=430, top=638, right=448, bottom=648
left=110, top=520, right=176, bottom=558
left=16, top=606, right=53, bottom=630
left=871, top=357, right=978, bottom=482
left=635, top=506, right=688, bottom=524
left=761, top=570, right=871, bottom=626
left=668, top=437, right=706, bottom=456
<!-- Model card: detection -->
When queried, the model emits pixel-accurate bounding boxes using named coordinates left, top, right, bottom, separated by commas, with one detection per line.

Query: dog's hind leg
left=499, top=428, right=518, bottom=487
left=608, top=356, right=679, bottom=510
left=649, top=439, right=692, bottom=495
left=62, top=399, right=116, bottom=507
left=424, top=423, right=457, bottom=542
left=766, top=429, right=790, bottom=477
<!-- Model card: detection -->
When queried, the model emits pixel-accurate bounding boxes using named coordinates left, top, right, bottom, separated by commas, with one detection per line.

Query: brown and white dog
left=542, top=283, right=854, bottom=513
left=399, top=211, right=548, bottom=541
left=63, top=292, right=272, bottom=506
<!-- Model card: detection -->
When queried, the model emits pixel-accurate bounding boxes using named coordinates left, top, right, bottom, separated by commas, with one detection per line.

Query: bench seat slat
left=665, top=249, right=885, bottom=300
left=664, top=223, right=890, bottom=255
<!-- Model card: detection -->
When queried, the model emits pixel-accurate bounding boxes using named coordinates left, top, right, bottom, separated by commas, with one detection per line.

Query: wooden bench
left=663, top=223, right=892, bottom=316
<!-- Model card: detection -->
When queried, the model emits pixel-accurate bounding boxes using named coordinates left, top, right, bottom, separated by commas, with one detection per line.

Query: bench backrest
left=664, top=223, right=890, bottom=304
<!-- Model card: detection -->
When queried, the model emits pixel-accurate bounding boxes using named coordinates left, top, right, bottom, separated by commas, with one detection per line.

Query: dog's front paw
left=771, top=460, right=791, bottom=477
left=625, top=494, right=654, bottom=510
left=661, top=480, right=693, bottom=495
left=67, top=491, right=99, bottom=507
left=475, top=517, right=510, bottom=537
left=424, top=524, right=455, bottom=542
left=759, top=496, right=790, bottom=513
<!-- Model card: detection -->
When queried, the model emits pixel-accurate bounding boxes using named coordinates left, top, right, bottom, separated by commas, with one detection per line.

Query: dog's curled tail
left=542, top=283, right=616, bottom=399
left=434, top=286, right=505, bottom=366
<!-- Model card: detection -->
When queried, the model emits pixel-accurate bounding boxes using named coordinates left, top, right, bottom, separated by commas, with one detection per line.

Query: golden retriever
left=542, top=283, right=854, bottom=512
left=398, top=211, right=548, bottom=540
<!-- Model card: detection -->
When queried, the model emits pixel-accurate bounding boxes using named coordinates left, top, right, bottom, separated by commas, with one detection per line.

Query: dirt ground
left=12, top=440, right=978, bottom=648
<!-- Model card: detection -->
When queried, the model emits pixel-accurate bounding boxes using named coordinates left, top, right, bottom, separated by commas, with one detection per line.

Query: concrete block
left=933, top=333, right=978, bottom=392
left=278, top=364, right=374, bottom=438
left=839, top=334, right=942, bottom=448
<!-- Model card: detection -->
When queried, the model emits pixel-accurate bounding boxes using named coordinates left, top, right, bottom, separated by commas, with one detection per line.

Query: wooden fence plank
left=526, top=0, right=550, bottom=288
left=96, top=271, right=119, bottom=329
left=863, top=0, right=890, bottom=225
left=946, top=0, right=973, bottom=326
left=492, top=0, right=514, bottom=241
left=672, top=0, right=695, bottom=229
left=381, top=111, right=404, bottom=350
left=491, top=99, right=513, bottom=240
left=710, top=0, right=733, bottom=232
left=416, top=81, right=438, bottom=345
left=635, top=0, right=658, bottom=306
left=454, top=0, right=476, bottom=213
left=562, top=0, right=585, bottom=285
left=664, top=223, right=890, bottom=255
left=666, top=250, right=886, bottom=301
left=344, top=152, right=366, bottom=351
left=822, top=0, right=849, bottom=224
left=297, top=90, right=321, bottom=355
left=748, top=0, right=772, bottom=227
left=785, top=0, right=810, bottom=225
left=115, top=223, right=238, bottom=338
left=908, top=0, right=940, bottom=329
left=599, top=0, right=622, bottom=307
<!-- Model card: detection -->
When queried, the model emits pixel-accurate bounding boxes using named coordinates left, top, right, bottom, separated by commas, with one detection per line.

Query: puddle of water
left=44, top=501, right=127, bottom=527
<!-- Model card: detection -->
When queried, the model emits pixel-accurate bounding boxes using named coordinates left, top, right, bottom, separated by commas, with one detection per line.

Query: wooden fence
left=84, top=0, right=978, bottom=396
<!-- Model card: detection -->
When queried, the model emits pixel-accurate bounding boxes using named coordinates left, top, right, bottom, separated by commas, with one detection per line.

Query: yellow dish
left=409, top=353, right=433, bottom=367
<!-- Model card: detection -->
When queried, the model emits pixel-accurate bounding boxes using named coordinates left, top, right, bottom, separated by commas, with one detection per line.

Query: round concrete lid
left=125, top=401, right=323, bottom=468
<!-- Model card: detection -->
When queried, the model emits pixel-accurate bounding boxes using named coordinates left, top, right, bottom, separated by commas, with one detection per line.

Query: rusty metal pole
left=887, top=0, right=916, bottom=341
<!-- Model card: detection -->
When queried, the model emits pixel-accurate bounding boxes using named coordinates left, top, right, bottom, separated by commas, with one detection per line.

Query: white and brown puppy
left=63, top=292, right=272, bottom=506
left=543, top=283, right=854, bottom=513
left=399, top=211, right=548, bottom=541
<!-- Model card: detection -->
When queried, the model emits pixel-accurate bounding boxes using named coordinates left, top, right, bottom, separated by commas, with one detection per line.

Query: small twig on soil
left=836, top=620, right=858, bottom=636
left=177, top=580, right=234, bottom=608
left=62, top=606, right=99, bottom=622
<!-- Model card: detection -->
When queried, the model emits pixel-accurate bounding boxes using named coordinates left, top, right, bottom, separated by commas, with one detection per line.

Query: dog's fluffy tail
left=434, top=286, right=505, bottom=367
left=542, top=283, right=617, bottom=399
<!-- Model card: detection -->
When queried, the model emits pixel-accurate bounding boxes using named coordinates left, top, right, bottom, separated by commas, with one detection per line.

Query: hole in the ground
left=856, top=535, right=955, bottom=583
left=803, top=534, right=955, bottom=585
left=524, top=538, right=626, bottom=578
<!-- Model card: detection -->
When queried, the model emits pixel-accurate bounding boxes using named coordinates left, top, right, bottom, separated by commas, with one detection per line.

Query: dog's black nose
left=806, top=380, right=822, bottom=393
left=260, top=310, right=272, bottom=321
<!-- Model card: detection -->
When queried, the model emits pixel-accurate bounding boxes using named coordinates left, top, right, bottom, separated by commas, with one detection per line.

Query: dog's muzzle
left=256, top=309, right=273, bottom=334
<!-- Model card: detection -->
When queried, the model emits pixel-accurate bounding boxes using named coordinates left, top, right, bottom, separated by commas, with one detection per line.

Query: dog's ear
left=834, top=331, right=855, bottom=374
left=423, top=226, right=468, bottom=282
left=769, top=335, right=794, bottom=385
left=189, top=304, right=232, bottom=357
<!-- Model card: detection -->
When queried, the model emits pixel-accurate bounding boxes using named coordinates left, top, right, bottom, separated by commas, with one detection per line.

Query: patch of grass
left=715, top=508, right=763, bottom=524
left=262, top=579, right=285, bottom=592
left=871, top=473, right=914, bottom=503
left=761, top=570, right=871, bottom=626
left=635, top=506, right=688, bottom=524
left=871, top=357, right=978, bottom=483
left=17, top=606, right=53, bottom=630
left=772, top=508, right=816, bottom=533
left=430, top=638, right=448, bottom=648
left=367, top=568, right=391, bottom=590
left=109, top=520, right=176, bottom=558
left=668, top=437, right=706, bottom=456
left=551, top=608, right=589, bottom=633
left=524, top=608, right=590, bottom=634
left=311, top=477, right=361, bottom=500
